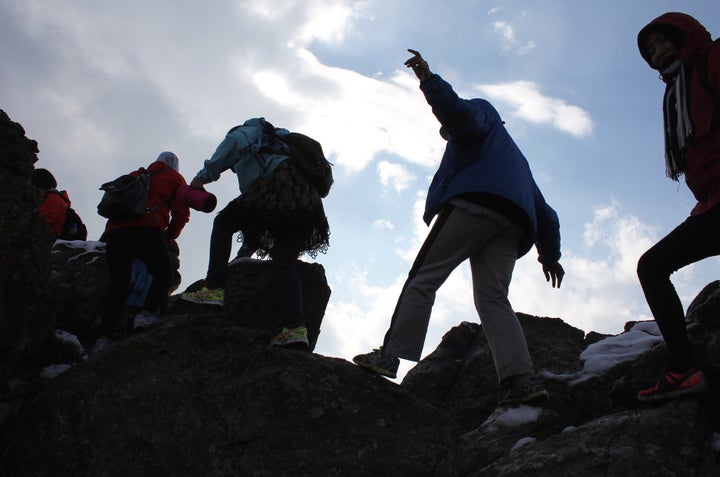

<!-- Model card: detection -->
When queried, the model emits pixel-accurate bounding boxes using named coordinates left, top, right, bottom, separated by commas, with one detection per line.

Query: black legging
left=205, top=199, right=305, bottom=328
left=102, top=227, right=172, bottom=335
left=637, top=204, right=720, bottom=371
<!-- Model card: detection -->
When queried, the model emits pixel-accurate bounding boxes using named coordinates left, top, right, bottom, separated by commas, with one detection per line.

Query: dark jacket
left=638, top=12, right=720, bottom=216
left=104, top=161, right=190, bottom=240
left=420, top=74, right=561, bottom=264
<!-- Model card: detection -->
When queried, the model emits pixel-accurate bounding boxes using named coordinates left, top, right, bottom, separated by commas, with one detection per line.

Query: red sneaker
left=637, top=368, right=709, bottom=402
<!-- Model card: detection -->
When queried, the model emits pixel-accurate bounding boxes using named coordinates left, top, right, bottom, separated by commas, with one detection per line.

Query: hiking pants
left=206, top=199, right=304, bottom=327
left=637, top=204, right=720, bottom=371
left=102, top=227, right=171, bottom=335
left=382, top=205, right=534, bottom=383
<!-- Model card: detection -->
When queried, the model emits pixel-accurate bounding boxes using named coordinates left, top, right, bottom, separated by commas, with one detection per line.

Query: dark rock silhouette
left=1, top=108, right=720, bottom=476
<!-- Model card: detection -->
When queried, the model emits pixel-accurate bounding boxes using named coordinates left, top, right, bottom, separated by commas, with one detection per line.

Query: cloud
left=492, top=19, right=536, bottom=55
left=373, top=219, right=395, bottom=231
left=474, top=81, right=594, bottom=137
left=377, top=160, right=417, bottom=192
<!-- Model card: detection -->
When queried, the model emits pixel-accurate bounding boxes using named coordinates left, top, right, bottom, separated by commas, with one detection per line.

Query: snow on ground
left=510, top=436, right=537, bottom=452
left=494, top=405, right=544, bottom=427
left=40, top=364, right=72, bottom=379
left=542, top=321, right=663, bottom=385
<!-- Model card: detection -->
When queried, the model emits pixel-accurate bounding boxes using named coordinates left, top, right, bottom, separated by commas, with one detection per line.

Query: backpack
left=97, top=168, right=161, bottom=220
left=282, top=133, right=334, bottom=198
left=60, top=207, right=88, bottom=240
left=260, top=120, right=334, bottom=198
left=48, top=190, right=87, bottom=240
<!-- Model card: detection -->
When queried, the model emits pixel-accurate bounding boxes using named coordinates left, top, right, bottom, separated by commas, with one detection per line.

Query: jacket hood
left=638, top=12, right=713, bottom=69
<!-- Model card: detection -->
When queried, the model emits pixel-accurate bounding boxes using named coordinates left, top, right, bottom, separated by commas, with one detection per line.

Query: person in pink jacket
left=636, top=12, right=720, bottom=402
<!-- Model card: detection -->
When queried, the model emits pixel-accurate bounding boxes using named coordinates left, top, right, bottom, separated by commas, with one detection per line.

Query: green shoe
left=500, top=375, right=549, bottom=406
left=353, top=347, right=399, bottom=379
left=180, top=287, right=224, bottom=307
left=271, top=326, right=309, bottom=349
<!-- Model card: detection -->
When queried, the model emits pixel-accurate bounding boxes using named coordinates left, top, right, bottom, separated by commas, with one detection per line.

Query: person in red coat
left=98, top=151, right=190, bottom=342
left=32, top=168, right=70, bottom=238
left=636, top=12, right=720, bottom=402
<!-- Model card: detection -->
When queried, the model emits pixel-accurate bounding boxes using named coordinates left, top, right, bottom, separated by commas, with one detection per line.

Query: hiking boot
left=180, top=287, right=224, bottom=307
left=353, top=348, right=400, bottom=379
left=637, top=368, right=709, bottom=402
left=500, top=375, right=549, bottom=406
left=271, top=326, right=309, bottom=349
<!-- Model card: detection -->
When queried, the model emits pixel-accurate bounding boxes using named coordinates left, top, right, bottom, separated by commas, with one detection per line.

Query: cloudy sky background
left=2, top=0, right=719, bottom=380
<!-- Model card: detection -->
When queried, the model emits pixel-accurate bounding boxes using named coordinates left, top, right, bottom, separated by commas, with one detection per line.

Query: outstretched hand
left=404, top=49, right=432, bottom=82
left=542, top=262, right=565, bottom=289
left=190, top=177, right=205, bottom=189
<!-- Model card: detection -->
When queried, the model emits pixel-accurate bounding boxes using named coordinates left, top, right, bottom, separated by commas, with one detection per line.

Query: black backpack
left=60, top=207, right=88, bottom=241
left=259, top=119, right=334, bottom=198
left=48, top=190, right=87, bottom=240
left=281, top=132, right=334, bottom=198
left=97, top=168, right=161, bottom=220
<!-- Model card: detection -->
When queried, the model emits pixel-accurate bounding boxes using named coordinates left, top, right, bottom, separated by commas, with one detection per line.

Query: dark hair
left=31, top=168, right=57, bottom=189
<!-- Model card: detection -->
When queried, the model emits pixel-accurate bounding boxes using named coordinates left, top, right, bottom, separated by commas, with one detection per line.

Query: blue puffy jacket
left=421, top=75, right=561, bottom=264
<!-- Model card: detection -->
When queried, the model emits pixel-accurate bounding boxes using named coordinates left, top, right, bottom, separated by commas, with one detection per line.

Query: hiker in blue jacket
left=181, top=118, right=329, bottom=349
left=354, top=50, right=564, bottom=406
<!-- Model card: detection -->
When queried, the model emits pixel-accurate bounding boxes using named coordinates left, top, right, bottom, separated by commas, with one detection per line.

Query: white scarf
left=662, top=59, right=693, bottom=180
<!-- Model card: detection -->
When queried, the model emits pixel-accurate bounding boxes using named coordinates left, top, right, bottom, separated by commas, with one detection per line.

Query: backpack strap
left=143, top=166, right=172, bottom=214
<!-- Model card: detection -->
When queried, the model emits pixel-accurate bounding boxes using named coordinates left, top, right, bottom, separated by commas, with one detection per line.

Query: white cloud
left=377, top=160, right=417, bottom=192
left=372, top=219, right=395, bottom=231
left=474, top=81, right=594, bottom=137
left=492, top=19, right=536, bottom=55
left=494, top=20, right=516, bottom=43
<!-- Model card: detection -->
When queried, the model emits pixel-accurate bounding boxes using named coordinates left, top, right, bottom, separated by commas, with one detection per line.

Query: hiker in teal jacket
left=181, top=118, right=330, bottom=349
left=354, top=50, right=564, bottom=406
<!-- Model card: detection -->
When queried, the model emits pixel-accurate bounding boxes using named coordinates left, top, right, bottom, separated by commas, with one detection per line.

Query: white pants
left=382, top=205, right=534, bottom=382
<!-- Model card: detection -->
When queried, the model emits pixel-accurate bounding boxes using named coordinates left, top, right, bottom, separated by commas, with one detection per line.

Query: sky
left=3, top=0, right=720, bottom=381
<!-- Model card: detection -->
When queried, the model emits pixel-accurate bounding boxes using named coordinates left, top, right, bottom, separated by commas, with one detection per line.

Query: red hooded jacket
left=638, top=12, right=720, bottom=215
left=104, top=161, right=190, bottom=240
left=39, top=189, right=70, bottom=238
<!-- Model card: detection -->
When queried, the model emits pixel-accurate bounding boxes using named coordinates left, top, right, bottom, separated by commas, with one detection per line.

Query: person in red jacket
left=636, top=12, right=720, bottom=402
left=32, top=168, right=69, bottom=238
left=98, top=151, right=190, bottom=344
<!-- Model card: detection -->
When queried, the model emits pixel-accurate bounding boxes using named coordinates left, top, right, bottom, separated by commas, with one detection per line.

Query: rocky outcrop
left=0, top=109, right=56, bottom=378
left=1, top=108, right=720, bottom=476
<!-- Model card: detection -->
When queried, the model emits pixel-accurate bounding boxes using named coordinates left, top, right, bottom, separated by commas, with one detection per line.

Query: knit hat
left=155, top=151, right=179, bottom=171
left=31, top=168, right=57, bottom=189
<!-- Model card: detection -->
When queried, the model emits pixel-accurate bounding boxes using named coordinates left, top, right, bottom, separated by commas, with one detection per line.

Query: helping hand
left=542, top=262, right=565, bottom=289
left=190, top=177, right=205, bottom=189
left=404, top=49, right=432, bottom=82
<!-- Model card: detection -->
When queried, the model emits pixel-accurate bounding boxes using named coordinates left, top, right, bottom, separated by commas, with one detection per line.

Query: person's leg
left=101, top=229, right=134, bottom=336
left=205, top=198, right=246, bottom=289
left=270, top=232, right=304, bottom=329
left=469, top=223, right=532, bottom=383
left=382, top=207, right=504, bottom=361
left=136, top=228, right=172, bottom=315
left=637, top=206, right=720, bottom=371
